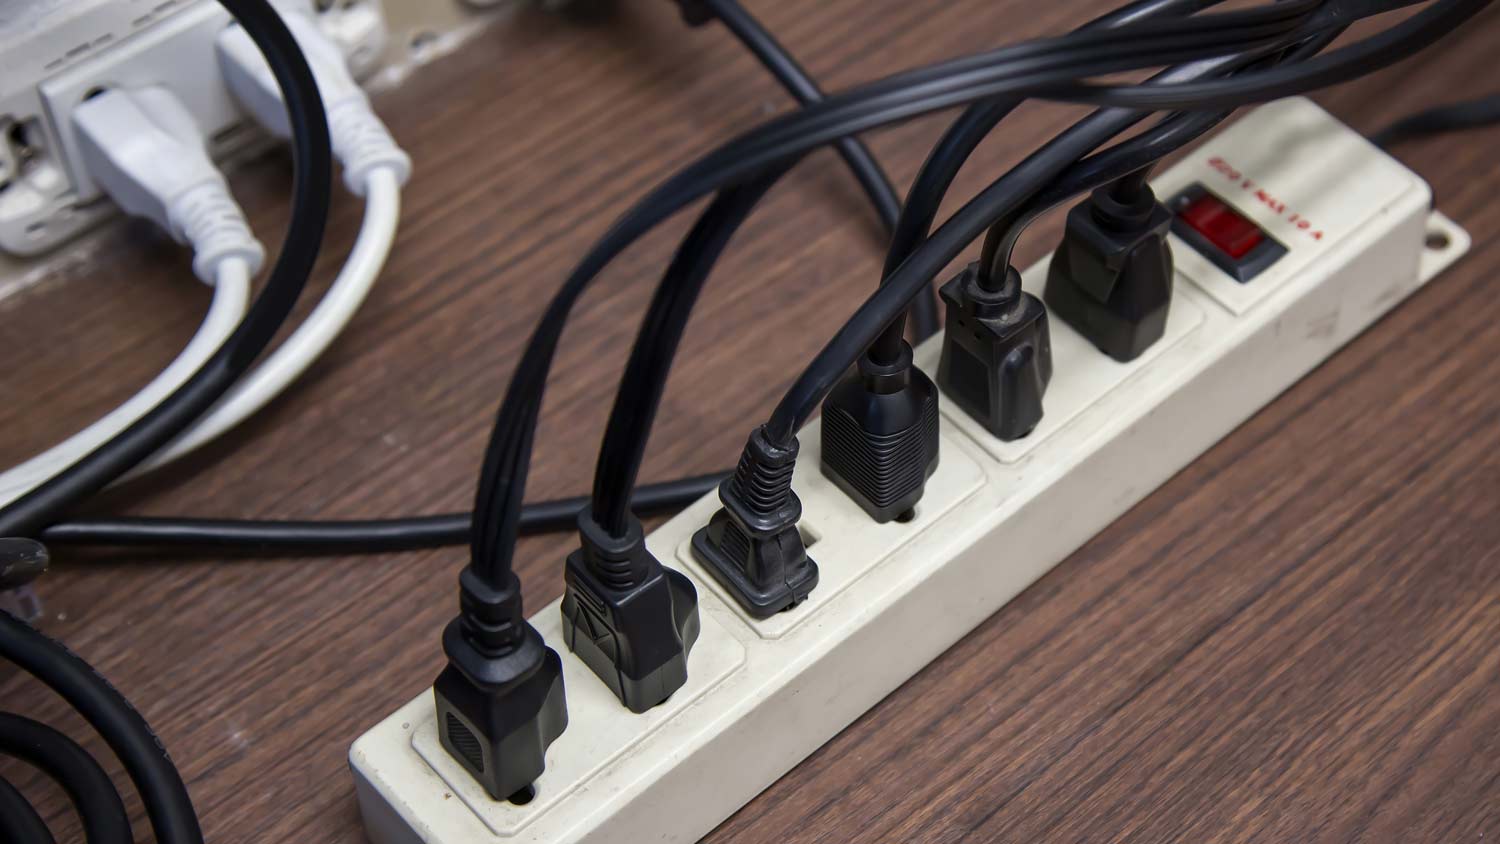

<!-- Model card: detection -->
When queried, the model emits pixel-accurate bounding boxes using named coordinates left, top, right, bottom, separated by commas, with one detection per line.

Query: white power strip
left=349, top=98, right=1470, bottom=844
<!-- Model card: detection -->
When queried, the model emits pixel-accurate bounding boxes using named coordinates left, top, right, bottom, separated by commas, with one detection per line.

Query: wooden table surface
left=3, top=1, right=1498, bottom=841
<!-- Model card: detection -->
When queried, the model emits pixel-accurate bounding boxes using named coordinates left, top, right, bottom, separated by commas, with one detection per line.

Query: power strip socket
left=350, top=99, right=1470, bottom=844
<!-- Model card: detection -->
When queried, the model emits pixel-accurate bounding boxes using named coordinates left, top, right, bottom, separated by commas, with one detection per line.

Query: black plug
left=692, top=426, right=818, bottom=618
left=820, top=341, right=939, bottom=522
left=1044, top=181, right=1173, bottom=362
left=0, top=539, right=48, bottom=589
left=561, top=513, right=699, bottom=713
left=434, top=567, right=567, bottom=802
left=937, top=262, right=1052, bottom=441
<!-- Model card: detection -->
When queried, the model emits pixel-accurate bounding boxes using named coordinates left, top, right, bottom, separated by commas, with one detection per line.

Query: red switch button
left=1178, top=192, right=1264, bottom=259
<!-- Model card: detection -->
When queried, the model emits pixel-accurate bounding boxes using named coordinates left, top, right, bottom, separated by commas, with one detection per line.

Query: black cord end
left=937, top=262, right=1052, bottom=441
left=434, top=568, right=567, bottom=801
left=691, top=427, right=818, bottom=618
left=1044, top=184, right=1173, bottom=363
left=561, top=513, right=699, bottom=713
left=0, top=539, right=49, bottom=590
left=819, top=342, right=939, bottom=522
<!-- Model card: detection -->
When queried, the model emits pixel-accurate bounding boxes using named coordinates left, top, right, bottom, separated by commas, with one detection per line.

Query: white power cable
left=127, top=165, right=402, bottom=477
left=1, top=9, right=410, bottom=495
left=115, top=11, right=411, bottom=478
left=0, top=86, right=265, bottom=506
left=0, top=258, right=252, bottom=506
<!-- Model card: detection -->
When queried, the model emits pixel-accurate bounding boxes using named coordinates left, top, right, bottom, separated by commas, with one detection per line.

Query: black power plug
left=937, top=262, right=1052, bottom=441
left=692, top=426, right=818, bottom=618
left=1044, top=180, right=1173, bottom=362
left=819, top=341, right=939, bottom=522
left=561, top=513, right=699, bottom=713
left=434, top=568, right=568, bottom=802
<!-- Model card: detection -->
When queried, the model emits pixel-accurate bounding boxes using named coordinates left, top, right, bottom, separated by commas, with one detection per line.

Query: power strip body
left=350, top=99, right=1470, bottom=844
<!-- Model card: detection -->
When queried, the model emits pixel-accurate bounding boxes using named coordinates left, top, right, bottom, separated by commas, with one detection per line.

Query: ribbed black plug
left=1044, top=183, right=1173, bottom=362
left=434, top=567, right=567, bottom=802
left=561, top=513, right=699, bottom=713
left=820, top=341, right=939, bottom=522
left=691, top=426, right=818, bottom=618
left=937, top=262, right=1052, bottom=441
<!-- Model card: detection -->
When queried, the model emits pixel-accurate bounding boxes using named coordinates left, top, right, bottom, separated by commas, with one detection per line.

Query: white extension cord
left=0, top=6, right=409, bottom=498
left=121, top=9, right=411, bottom=477
left=0, top=84, right=264, bottom=508
left=0, top=258, right=251, bottom=506
left=127, top=165, right=402, bottom=477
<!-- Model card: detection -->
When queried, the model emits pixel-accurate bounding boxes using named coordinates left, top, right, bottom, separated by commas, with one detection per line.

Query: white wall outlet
left=349, top=98, right=1471, bottom=844
left=0, top=0, right=393, bottom=259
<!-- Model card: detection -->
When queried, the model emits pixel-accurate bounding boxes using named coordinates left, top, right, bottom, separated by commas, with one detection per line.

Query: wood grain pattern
left=2, top=1, right=1498, bottom=841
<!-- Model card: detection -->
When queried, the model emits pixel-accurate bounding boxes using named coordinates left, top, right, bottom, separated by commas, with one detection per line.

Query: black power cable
left=31, top=1, right=1448, bottom=563
left=41, top=0, right=1252, bottom=560
left=0, top=773, right=53, bottom=844
left=17, top=3, right=1320, bottom=566
left=40, top=472, right=726, bottom=553
left=0, top=613, right=201, bottom=844
left=0, top=0, right=331, bottom=542
left=868, top=0, right=1225, bottom=365
left=692, top=0, right=940, bottom=340
left=0, top=713, right=132, bottom=844
left=1040, top=0, right=1488, bottom=111
left=0, top=1, right=333, bottom=841
left=466, top=1, right=1321, bottom=590
left=761, top=48, right=1300, bottom=443
left=976, top=27, right=1344, bottom=281
left=1371, top=91, right=1500, bottom=147
left=749, top=3, right=1484, bottom=445
left=591, top=174, right=782, bottom=536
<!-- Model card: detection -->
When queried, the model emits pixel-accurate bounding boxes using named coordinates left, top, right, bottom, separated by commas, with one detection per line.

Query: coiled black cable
left=0, top=613, right=201, bottom=844
left=0, top=713, right=132, bottom=844
left=0, top=773, right=53, bottom=844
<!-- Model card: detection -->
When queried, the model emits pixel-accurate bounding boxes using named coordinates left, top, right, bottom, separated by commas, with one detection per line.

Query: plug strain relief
left=170, top=182, right=265, bottom=282
left=576, top=512, right=652, bottom=590
left=729, top=427, right=798, bottom=519
left=328, top=100, right=412, bottom=195
left=457, top=567, right=527, bottom=655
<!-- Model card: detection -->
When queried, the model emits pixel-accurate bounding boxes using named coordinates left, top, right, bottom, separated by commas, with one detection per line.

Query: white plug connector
left=217, top=11, right=410, bottom=195
left=116, top=6, right=412, bottom=480
left=72, top=87, right=265, bottom=283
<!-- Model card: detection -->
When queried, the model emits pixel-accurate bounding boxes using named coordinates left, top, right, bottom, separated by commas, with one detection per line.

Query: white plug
left=217, top=10, right=410, bottom=196
left=72, top=87, right=265, bottom=283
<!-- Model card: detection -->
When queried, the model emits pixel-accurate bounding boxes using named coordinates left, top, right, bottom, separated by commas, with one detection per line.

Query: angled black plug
left=820, top=341, right=939, bottom=522
left=937, top=262, right=1052, bottom=441
left=562, top=513, right=699, bottom=713
left=1044, top=182, right=1173, bottom=362
left=434, top=567, right=567, bottom=802
left=692, top=426, right=818, bottom=618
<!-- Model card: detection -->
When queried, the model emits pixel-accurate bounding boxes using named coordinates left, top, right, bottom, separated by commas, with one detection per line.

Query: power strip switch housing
left=349, top=98, right=1471, bottom=844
